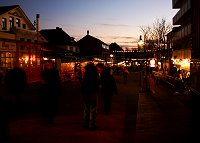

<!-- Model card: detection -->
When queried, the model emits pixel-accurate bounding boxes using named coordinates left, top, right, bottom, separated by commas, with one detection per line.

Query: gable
left=0, top=5, right=35, bottom=30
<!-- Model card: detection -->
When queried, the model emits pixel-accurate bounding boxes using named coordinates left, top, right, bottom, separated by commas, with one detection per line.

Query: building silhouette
left=171, top=0, right=200, bottom=92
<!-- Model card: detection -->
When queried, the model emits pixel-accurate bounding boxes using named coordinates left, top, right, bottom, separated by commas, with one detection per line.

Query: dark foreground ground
left=2, top=72, right=198, bottom=143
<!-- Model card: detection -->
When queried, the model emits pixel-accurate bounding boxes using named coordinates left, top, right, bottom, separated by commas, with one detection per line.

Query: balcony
left=172, top=0, right=187, bottom=9
left=173, top=24, right=191, bottom=41
left=173, top=0, right=191, bottom=25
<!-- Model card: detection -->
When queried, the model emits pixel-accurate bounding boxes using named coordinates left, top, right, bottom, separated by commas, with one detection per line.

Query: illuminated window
left=16, top=18, right=20, bottom=28
left=19, top=46, right=29, bottom=67
left=0, top=52, right=16, bottom=69
left=2, top=18, right=7, bottom=30
left=9, top=17, right=14, bottom=29
left=31, top=46, right=41, bottom=66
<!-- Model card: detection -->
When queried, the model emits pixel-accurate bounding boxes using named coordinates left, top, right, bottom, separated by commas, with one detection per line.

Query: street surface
left=3, top=72, right=194, bottom=143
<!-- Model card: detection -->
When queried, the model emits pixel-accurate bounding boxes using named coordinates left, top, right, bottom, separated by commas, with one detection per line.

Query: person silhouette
left=4, top=67, right=27, bottom=106
left=40, top=61, right=61, bottom=124
left=0, top=67, right=27, bottom=141
left=81, top=63, right=99, bottom=130
left=99, top=67, right=118, bottom=115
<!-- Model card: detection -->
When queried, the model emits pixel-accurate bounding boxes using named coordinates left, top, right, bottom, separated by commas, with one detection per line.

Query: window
left=19, top=46, right=29, bottom=67
left=31, top=46, right=41, bottom=66
left=2, top=18, right=7, bottom=30
left=0, top=52, right=16, bottom=69
left=22, top=24, right=26, bottom=29
left=9, top=17, right=14, bottom=29
left=16, top=18, right=20, bottom=28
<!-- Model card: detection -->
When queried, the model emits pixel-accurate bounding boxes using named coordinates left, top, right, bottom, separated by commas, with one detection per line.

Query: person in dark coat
left=100, top=67, right=118, bottom=115
left=0, top=72, right=10, bottom=141
left=1, top=67, right=27, bottom=141
left=81, top=63, right=99, bottom=130
left=40, top=61, right=61, bottom=124
left=4, top=67, right=27, bottom=105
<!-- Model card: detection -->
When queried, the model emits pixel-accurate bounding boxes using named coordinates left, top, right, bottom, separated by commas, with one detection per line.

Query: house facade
left=172, top=0, right=200, bottom=92
left=77, top=30, right=110, bottom=63
left=40, top=27, right=80, bottom=81
left=0, top=5, right=46, bottom=83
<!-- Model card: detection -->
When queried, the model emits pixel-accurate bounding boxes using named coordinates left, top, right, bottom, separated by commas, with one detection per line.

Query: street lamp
left=138, top=36, right=150, bottom=92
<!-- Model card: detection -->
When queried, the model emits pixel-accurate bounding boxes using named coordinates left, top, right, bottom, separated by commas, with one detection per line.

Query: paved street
left=3, top=72, right=194, bottom=143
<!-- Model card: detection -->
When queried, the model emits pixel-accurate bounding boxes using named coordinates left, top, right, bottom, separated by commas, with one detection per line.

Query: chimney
left=56, top=27, right=61, bottom=30
left=36, top=14, right=40, bottom=32
left=87, top=30, right=89, bottom=35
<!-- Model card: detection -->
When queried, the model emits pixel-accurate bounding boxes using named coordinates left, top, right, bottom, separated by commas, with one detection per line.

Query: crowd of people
left=2, top=60, right=193, bottom=141
left=81, top=63, right=118, bottom=130
left=0, top=61, right=122, bottom=141
left=0, top=60, right=62, bottom=142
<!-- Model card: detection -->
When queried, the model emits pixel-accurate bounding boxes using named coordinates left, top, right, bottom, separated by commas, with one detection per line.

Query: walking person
left=4, top=67, right=27, bottom=107
left=81, top=63, right=99, bottom=130
left=0, top=72, right=10, bottom=142
left=123, top=67, right=129, bottom=83
left=96, top=63, right=105, bottom=113
left=100, top=67, right=118, bottom=115
left=0, top=67, right=27, bottom=141
left=39, top=60, right=61, bottom=125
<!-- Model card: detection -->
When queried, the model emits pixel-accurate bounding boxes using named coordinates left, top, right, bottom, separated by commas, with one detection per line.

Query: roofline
left=79, top=34, right=109, bottom=46
left=0, top=5, right=36, bottom=30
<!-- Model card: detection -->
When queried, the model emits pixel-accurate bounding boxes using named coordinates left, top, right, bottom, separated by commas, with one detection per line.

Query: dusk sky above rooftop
left=1, top=0, right=178, bottom=49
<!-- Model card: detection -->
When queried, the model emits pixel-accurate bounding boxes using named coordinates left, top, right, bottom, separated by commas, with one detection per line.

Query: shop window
left=9, top=17, right=14, bottom=29
left=16, top=18, right=20, bottom=28
left=0, top=52, right=16, bottom=69
left=19, top=45, right=29, bottom=67
left=31, top=54, right=40, bottom=66
left=31, top=46, right=41, bottom=66
left=19, top=53, right=29, bottom=67
left=2, top=18, right=7, bottom=30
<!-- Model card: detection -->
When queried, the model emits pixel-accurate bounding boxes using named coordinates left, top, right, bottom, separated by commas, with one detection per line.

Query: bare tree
left=139, top=25, right=151, bottom=43
left=152, top=18, right=172, bottom=49
left=139, top=18, right=172, bottom=51
left=139, top=25, right=156, bottom=51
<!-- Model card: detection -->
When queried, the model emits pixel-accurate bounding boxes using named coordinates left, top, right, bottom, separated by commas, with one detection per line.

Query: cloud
left=110, top=36, right=136, bottom=40
left=98, top=23, right=130, bottom=27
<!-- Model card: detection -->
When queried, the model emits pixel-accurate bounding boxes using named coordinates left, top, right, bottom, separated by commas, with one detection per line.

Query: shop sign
left=0, top=41, right=16, bottom=51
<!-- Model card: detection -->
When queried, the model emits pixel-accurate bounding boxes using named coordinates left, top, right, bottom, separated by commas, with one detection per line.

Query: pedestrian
left=0, top=72, right=10, bottom=141
left=4, top=67, right=27, bottom=106
left=39, top=60, right=61, bottom=125
left=81, top=63, right=99, bottom=130
left=76, top=66, right=82, bottom=82
left=99, top=67, right=118, bottom=115
left=96, top=63, right=105, bottom=112
left=123, top=67, right=129, bottom=83
left=0, top=67, right=27, bottom=141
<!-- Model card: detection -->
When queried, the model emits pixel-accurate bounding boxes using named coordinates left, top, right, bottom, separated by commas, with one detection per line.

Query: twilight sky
left=1, top=0, right=178, bottom=48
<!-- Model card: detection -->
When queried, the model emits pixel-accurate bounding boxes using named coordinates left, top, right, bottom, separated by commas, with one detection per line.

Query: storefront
left=0, top=41, right=17, bottom=74
left=172, top=48, right=191, bottom=76
left=17, top=42, right=43, bottom=83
